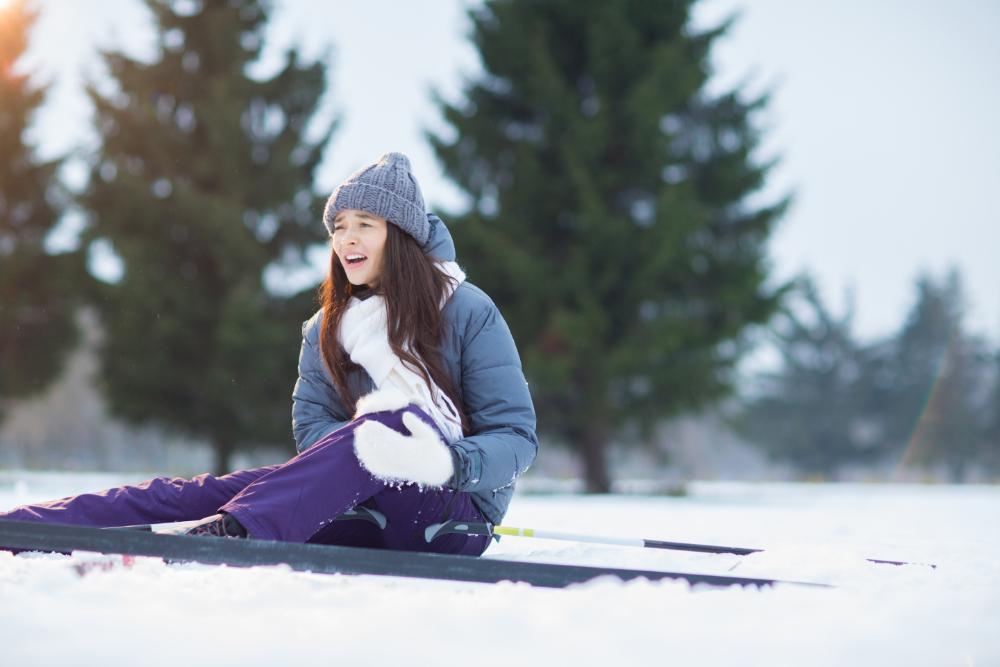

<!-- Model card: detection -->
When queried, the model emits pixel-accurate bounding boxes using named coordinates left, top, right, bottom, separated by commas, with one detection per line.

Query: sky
left=18, top=0, right=1000, bottom=344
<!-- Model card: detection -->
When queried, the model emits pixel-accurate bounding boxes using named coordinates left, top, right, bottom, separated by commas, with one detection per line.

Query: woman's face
left=330, top=209, right=389, bottom=288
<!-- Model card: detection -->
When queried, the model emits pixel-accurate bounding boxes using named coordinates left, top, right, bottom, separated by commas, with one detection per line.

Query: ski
left=0, top=519, right=827, bottom=590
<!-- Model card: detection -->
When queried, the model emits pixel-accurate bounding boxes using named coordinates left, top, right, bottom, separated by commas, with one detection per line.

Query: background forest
left=1, top=0, right=997, bottom=489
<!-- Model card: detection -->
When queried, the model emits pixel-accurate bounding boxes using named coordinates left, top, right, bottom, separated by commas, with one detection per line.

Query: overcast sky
left=22, top=0, right=1000, bottom=344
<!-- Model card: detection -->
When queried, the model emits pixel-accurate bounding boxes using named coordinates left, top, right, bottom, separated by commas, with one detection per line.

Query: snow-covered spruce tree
left=0, top=0, right=84, bottom=422
left=430, top=0, right=789, bottom=491
left=79, top=0, right=334, bottom=472
left=738, top=279, right=885, bottom=478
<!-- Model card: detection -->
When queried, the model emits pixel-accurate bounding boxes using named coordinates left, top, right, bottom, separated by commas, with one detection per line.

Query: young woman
left=2, top=152, right=538, bottom=557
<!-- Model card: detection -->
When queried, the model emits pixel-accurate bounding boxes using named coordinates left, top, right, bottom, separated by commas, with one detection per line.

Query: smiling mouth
left=344, top=254, right=368, bottom=269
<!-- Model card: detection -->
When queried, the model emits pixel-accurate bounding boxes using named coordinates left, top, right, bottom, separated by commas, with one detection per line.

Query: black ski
left=0, top=519, right=828, bottom=590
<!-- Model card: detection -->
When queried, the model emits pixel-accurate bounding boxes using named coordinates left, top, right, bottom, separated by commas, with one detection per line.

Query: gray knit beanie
left=323, top=152, right=429, bottom=245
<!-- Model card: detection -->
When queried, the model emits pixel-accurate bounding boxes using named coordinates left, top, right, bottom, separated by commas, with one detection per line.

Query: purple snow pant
left=1, top=405, right=490, bottom=556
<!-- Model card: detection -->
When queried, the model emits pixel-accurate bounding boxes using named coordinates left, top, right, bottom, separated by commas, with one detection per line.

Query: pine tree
left=887, top=270, right=990, bottom=481
left=739, top=279, right=884, bottom=477
left=984, top=351, right=1000, bottom=476
left=429, top=0, right=789, bottom=490
left=79, top=0, right=334, bottom=472
left=0, top=0, right=83, bottom=421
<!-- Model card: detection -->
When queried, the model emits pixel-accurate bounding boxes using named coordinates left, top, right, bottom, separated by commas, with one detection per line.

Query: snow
left=1, top=471, right=997, bottom=666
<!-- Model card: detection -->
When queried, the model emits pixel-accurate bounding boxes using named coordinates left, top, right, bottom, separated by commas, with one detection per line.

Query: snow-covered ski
left=0, top=519, right=827, bottom=590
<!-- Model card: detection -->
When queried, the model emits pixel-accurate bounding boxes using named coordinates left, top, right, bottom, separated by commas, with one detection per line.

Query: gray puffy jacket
left=291, top=214, right=538, bottom=525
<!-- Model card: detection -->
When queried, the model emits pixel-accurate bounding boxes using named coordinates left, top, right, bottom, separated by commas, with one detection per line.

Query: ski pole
left=110, top=514, right=933, bottom=568
left=424, top=521, right=758, bottom=554
left=423, top=521, right=935, bottom=568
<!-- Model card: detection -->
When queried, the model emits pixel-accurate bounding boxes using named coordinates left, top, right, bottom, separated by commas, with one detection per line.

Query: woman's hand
left=353, top=412, right=454, bottom=487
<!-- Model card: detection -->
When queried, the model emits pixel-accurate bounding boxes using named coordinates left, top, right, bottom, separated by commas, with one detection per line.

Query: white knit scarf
left=339, top=261, right=466, bottom=442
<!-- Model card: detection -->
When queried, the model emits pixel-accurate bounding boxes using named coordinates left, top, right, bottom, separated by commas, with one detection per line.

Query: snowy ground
left=1, top=471, right=997, bottom=666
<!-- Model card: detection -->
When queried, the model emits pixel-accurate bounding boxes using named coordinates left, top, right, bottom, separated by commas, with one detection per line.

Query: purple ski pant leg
left=2, top=406, right=490, bottom=556
left=0, top=467, right=278, bottom=528
left=220, top=407, right=490, bottom=556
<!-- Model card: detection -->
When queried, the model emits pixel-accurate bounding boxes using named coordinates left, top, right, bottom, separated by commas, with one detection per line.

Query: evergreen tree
left=79, top=0, right=334, bottom=472
left=887, top=270, right=990, bottom=481
left=0, top=0, right=83, bottom=421
left=984, top=351, right=1000, bottom=475
left=739, top=279, right=885, bottom=476
left=430, top=0, right=789, bottom=490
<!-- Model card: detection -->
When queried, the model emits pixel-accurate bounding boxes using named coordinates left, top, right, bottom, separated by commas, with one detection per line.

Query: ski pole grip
left=424, top=520, right=493, bottom=543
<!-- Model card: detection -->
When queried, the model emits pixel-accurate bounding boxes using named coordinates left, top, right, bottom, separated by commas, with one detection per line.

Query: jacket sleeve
left=447, top=298, right=539, bottom=493
left=292, top=313, right=352, bottom=453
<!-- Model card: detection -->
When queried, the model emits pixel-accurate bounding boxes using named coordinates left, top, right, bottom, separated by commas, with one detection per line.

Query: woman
left=2, top=152, right=538, bottom=557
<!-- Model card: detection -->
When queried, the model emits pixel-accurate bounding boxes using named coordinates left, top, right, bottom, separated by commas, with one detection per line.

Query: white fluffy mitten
left=354, top=386, right=415, bottom=418
left=353, top=412, right=454, bottom=487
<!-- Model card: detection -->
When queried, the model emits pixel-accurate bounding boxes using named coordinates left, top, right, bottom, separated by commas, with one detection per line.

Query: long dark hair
left=318, top=222, right=469, bottom=435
